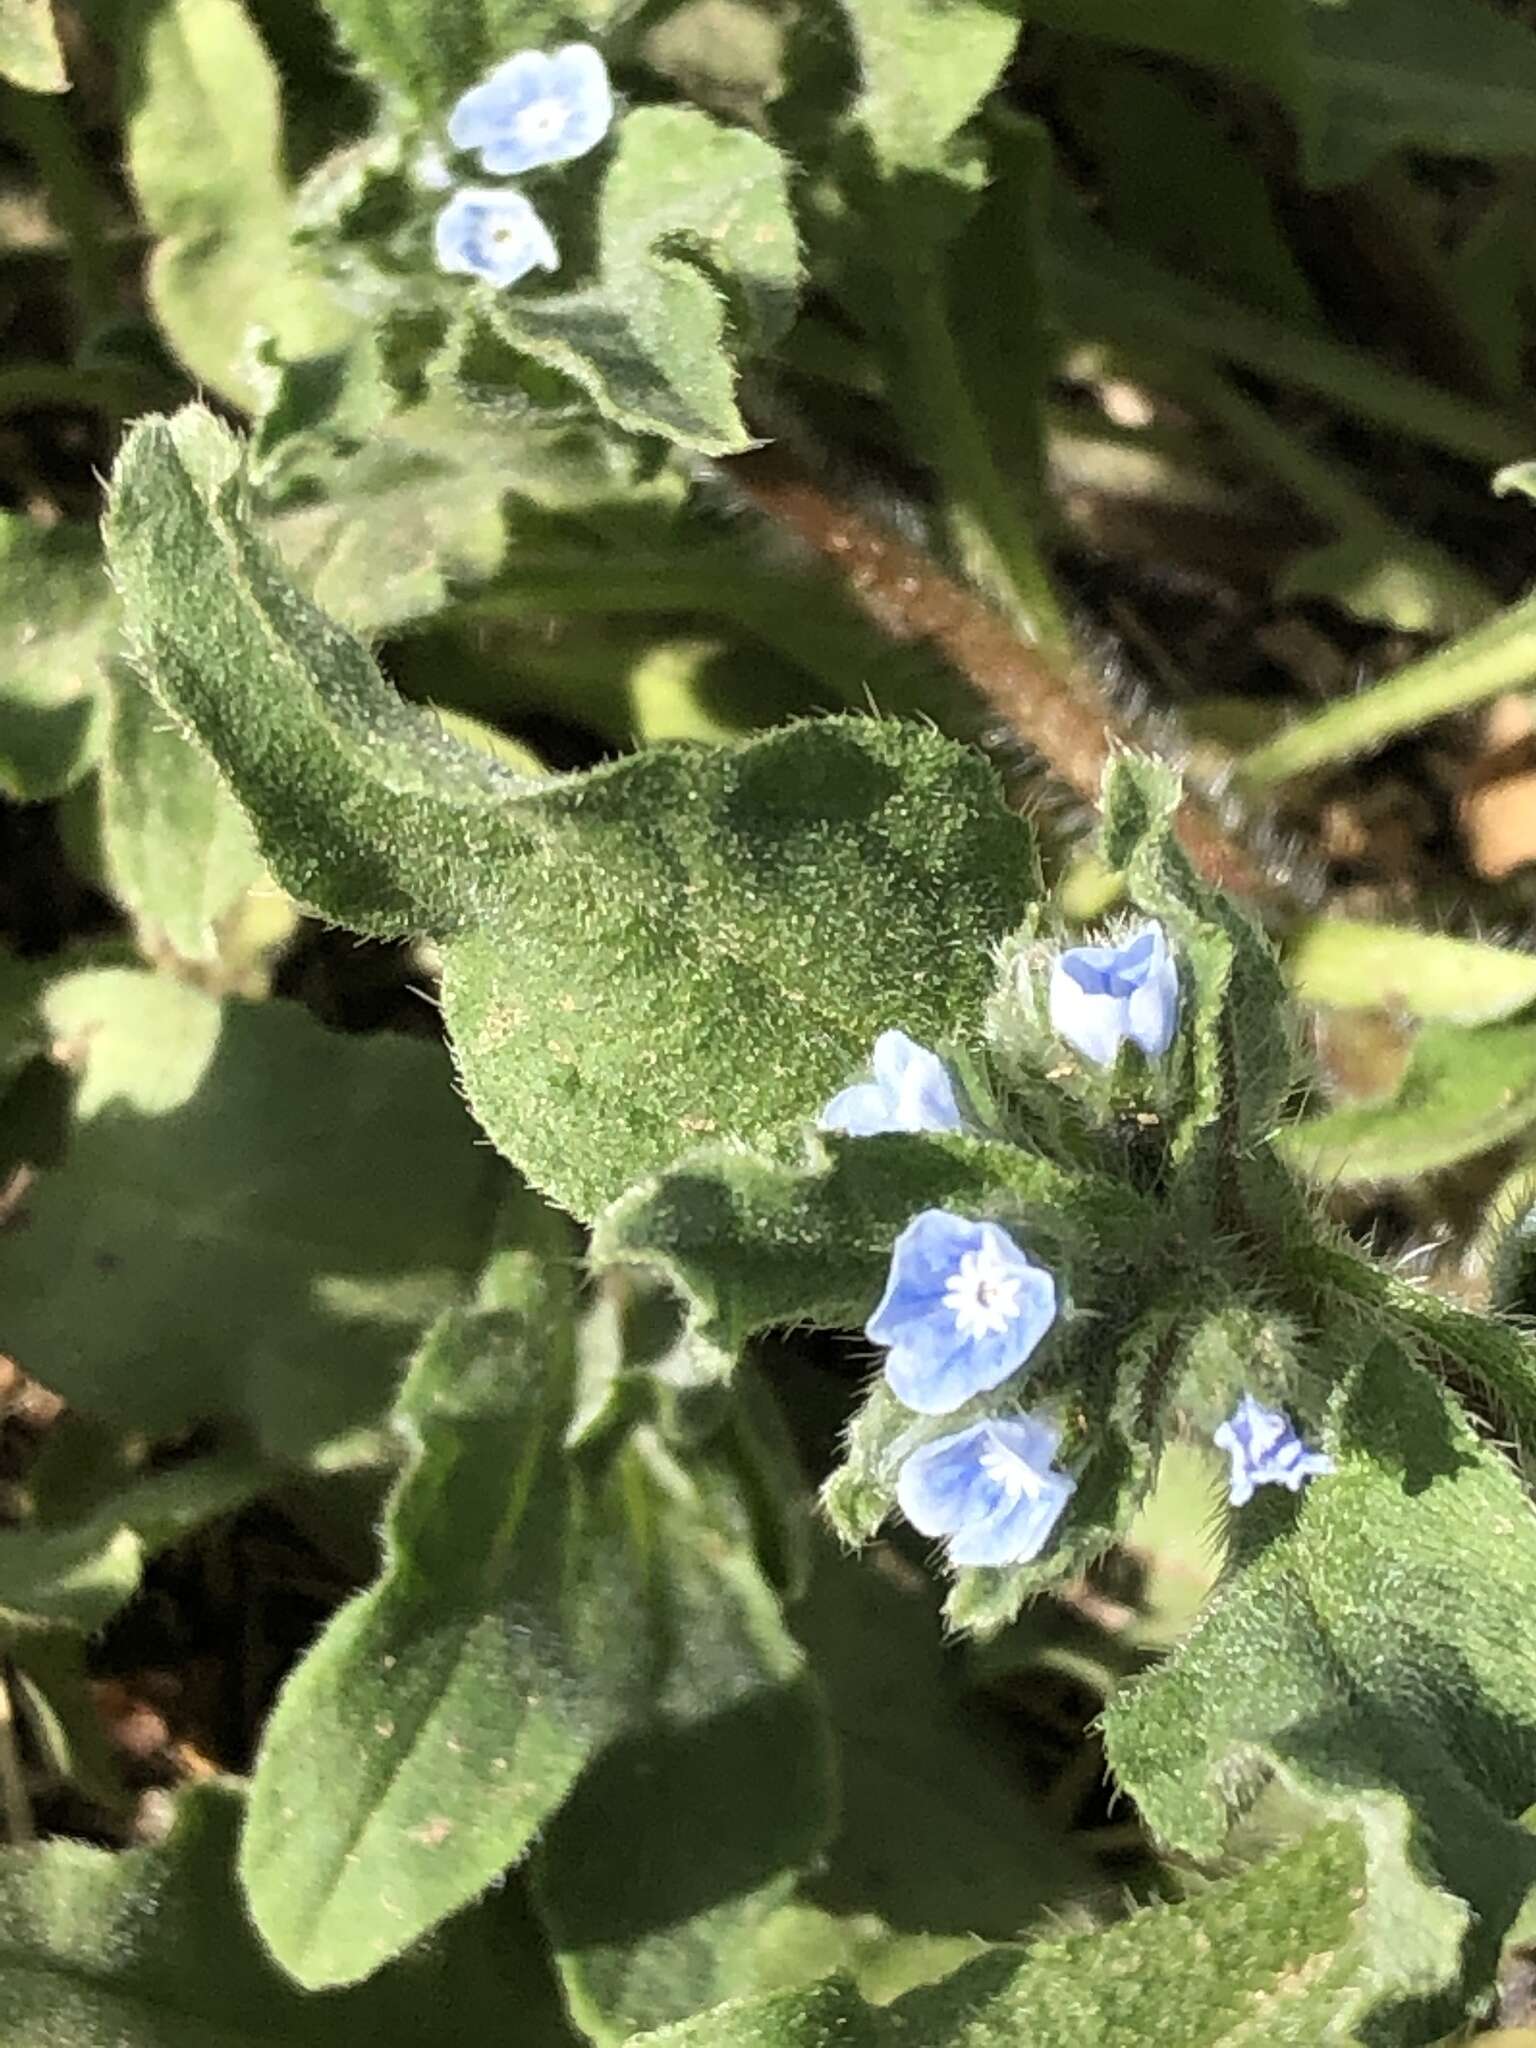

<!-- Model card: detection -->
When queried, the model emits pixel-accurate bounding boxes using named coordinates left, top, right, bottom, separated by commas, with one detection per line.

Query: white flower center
left=942, top=1243, right=1023, bottom=1342
left=977, top=1434, right=1042, bottom=1502
left=516, top=100, right=567, bottom=146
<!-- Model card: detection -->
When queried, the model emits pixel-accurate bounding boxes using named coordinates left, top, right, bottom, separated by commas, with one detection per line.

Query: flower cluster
left=821, top=924, right=1332, bottom=1573
left=820, top=1031, right=1072, bottom=1568
left=434, top=44, right=613, bottom=288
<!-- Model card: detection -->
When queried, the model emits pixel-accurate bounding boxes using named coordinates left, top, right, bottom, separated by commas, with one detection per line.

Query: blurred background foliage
left=9, top=0, right=1536, bottom=2038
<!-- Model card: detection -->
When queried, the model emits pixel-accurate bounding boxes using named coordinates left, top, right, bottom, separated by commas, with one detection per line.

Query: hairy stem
left=729, top=449, right=1286, bottom=907
left=1240, top=585, right=1536, bottom=786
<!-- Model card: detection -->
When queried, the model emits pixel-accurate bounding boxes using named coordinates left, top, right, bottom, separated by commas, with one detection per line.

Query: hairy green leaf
left=630, top=1821, right=1371, bottom=2045
left=492, top=106, right=800, bottom=453
left=240, top=1255, right=651, bottom=1988
left=533, top=1444, right=834, bottom=2040
left=0, top=516, right=111, bottom=801
left=106, top=407, right=1042, bottom=1216
left=595, top=1130, right=1151, bottom=1363
left=0, top=968, right=505, bottom=1462
left=1280, top=1020, right=1536, bottom=1185
left=101, top=665, right=290, bottom=974
left=118, top=0, right=353, bottom=406
left=0, top=1780, right=568, bottom=2045
left=442, top=712, right=1039, bottom=1220
left=107, top=405, right=536, bottom=940
left=795, top=1538, right=1099, bottom=1939
left=1105, top=1338, right=1536, bottom=2035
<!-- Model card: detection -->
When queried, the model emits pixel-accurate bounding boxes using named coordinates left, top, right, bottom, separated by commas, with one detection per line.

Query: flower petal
left=434, top=189, right=559, bottom=287
left=449, top=42, right=613, bottom=175
left=1123, top=927, right=1179, bottom=1056
left=818, top=1080, right=897, bottom=1137
left=884, top=1330, right=1009, bottom=1414
left=1215, top=1393, right=1331, bottom=1508
left=868, top=1212, right=1057, bottom=1414
left=896, top=1422, right=999, bottom=1536
left=1050, top=922, right=1179, bottom=1065
left=946, top=1468, right=1075, bottom=1565
left=896, top=1415, right=1075, bottom=1566
left=447, top=52, right=546, bottom=149
left=865, top=1210, right=977, bottom=1346
left=1048, top=956, right=1128, bottom=1066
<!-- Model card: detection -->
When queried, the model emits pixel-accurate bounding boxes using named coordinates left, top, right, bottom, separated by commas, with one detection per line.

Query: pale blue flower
left=866, top=1210, right=1057, bottom=1415
left=1214, top=1394, right=1334, bottom=1508
left=448, top=43, right=613, bottom=175
left=819, top=1030, right=964, bottom=1137
left=434, top=187, right=559, bottom=287
left=898, top=1415, right=1075, bottom=1566
left=1049, top=921, right=1179, bottom=1067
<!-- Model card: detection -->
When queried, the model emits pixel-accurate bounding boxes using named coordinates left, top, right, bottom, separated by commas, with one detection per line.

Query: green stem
left=887, top=234, right=1070, bottom=651
left=1171, top=361, right=1497, bottom=634
left=0, top=88, right=118, bottom=332
left=1238, top=585, right=1536, bottom=786
left=1052, top=210, right=1527, bottom=468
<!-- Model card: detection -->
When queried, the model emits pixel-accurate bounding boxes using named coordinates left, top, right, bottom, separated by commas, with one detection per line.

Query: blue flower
left=819, top=1030, right=964, bottom=1137
left=897, top=1415, right=1075, bottom=1566
left=434, top=187, right=559, bottom=287
left=866, top=1210, right=1057, bottom=1414
left=1048, top=921, right=1179, bottom=1067
left=1214, top=1394, right=1334, bottom=1507
left=448, top=43, right=613, bottom=175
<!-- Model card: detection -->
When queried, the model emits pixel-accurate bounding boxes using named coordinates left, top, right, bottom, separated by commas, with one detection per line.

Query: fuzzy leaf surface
left=630, top=1821, right=1371, bottom=2045
left=0, top=968, right=503, bottom=1462
left=107, top=407, right=1042, bottom=1216
left=1105, top=1339, right=1536, bottom=2035
left=533, top=1445, right=834, bottom=2040
left=240, top=1259, right=652, bottom=1988
left=492, top=106, right=800, bottom=453
left=101, top=666, right=284, bottom=971
left=0, top=1780, right=564, bottom=2045
left=106, top=405, right=539, bottom=940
